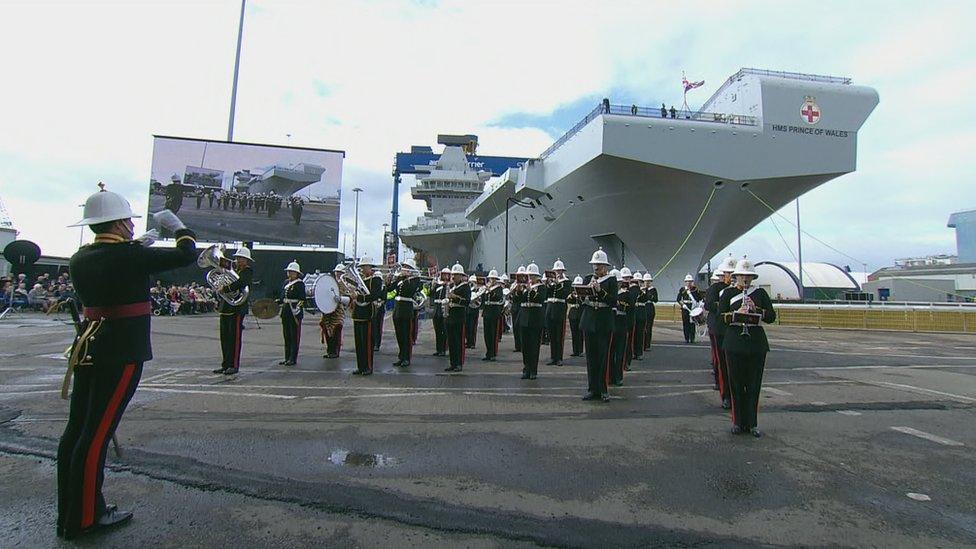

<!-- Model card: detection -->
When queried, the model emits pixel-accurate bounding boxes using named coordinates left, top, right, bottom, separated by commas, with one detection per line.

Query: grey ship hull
left=400, top=69, right=878, bottom=291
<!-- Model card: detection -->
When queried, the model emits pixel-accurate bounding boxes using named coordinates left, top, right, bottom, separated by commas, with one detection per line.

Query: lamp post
left=352, top=187, right=363, bottom=259
left=504, top=196, right=536, bottom=274
left=227, top=0, right=246, bottom=141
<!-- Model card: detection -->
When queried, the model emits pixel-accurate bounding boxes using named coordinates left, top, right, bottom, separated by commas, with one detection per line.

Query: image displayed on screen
left=147, top=136, right=344, bottom=246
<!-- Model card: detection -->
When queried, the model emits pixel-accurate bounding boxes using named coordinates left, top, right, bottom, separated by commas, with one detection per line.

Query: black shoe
left=611, top=381, right=623, bottom=387
left=488, top=357, right=497, bottom=362
left=278, top=360, right=289, bottom=365
left=213, top=367, right=227, bottom=374
left=721, top=398, right=731, bottom=409
left=362, top=370, right=373, bottom=376
left=751, top=428, right=763, bottom=438
left=392, top=360, right=403, bottom=367
left=223, top=368, right=239, bottom=375
left=634, top=356, right=643, bottom=361
left=352, top=370, right=363, bottom=375
left=624, top=366, right=631, bottom=371
left=582, top=392, right=597, bottom=401
left=400, top=361, right=410, bottom=368
left=546, top=360, right=556, bottom=366
left=521, top=373, right=530, bottom=379
left=554, top=361, right=563, bottom=367
left=570, top=353, right=579, bottom=357
left=731, top=425, right=743, bottom=435
left=529, top=375, right=537, bottom=380
left=601, top=393, right=611, bottom=402
left=482, top=356, right=491, bottom=361
left=444, top=366, right=457, bottom=372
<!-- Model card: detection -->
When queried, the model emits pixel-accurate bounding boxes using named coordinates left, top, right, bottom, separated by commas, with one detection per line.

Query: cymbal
left=251, top=298, right=279, bottom=320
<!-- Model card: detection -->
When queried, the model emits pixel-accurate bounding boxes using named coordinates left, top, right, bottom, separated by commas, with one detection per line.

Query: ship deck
left=2, top=314, right=974, bottom=546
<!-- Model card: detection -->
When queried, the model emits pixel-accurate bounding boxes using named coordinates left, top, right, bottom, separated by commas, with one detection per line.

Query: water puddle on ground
left=328, top=450, right=399, bottom=468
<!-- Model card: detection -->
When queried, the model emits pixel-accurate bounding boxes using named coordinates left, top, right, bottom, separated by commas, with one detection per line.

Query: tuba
left=198, top=244, right=249, bottom=306
left=340, top=259, right=370, bottom=295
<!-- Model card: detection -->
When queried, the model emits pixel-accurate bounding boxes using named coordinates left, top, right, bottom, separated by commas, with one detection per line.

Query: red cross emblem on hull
left=800, top=97, right=821, bottom=125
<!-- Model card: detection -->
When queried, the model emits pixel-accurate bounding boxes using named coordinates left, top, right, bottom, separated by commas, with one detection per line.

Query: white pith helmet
left=526, top=263, right=541, bottom=276
left=610, top=268, right=621, bottom=280
left=733, top=257, right=757, bottom=277
left=620, top=267, right=633, bottom=279
left=233, top=247, right=253, bottom=261
left=285, top=260, right=301, bottom=273
left=469, top=274, right=477, bottom=282
left=643, top=273, right=653, bottom=282
left=573, top=275, right=583, bottom=285
left=589, top=248, right=609, bottom=265
left=401, top=258, right=419, bottom=272
left=451, top=262, right=465, bottom=275
left=488, top=269, right=500, bottom=279
left=711, top=269, right=722, bottom=281
left=721, top=253, right=738, bottom=274
left=69, top=183, right=141, bottom=227
left=552, top=259, right=566, bottom=271
left=440, top=267, right=451, bottom=274
left=632, top=271, right=642, bottom=281
left=359, top=256, right=378, bottom=267
left=684, top=274, right=694, bottom=282
left=517, top=265, right=527, bottom=274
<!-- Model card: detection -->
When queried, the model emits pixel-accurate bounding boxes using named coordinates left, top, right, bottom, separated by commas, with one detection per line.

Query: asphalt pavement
left=1, top=311, right=975, bottom=547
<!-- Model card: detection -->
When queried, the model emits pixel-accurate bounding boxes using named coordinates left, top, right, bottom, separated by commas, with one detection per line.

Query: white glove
left=135, top=228, right=159, bottom=247
left=153, top=209, right=186, bottom=232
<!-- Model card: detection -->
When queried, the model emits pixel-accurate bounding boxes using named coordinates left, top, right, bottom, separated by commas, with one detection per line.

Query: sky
left=1, top=0, right=974, bottom=273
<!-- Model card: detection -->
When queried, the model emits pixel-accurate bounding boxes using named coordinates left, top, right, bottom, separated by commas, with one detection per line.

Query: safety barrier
left=651, top=303, right=976, bottom=334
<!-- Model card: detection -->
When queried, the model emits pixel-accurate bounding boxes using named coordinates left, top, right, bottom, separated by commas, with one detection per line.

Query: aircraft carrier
left=399, top=68, right=879, bottom=290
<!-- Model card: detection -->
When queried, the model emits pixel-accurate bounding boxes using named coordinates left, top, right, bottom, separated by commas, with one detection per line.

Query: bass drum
left=313, top=274, right=341, bottom=315
left=302, top=273, right=322, bottom=299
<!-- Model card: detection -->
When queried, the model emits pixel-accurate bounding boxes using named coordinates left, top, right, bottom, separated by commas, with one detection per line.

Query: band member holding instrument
left=642, top=273, right=658, bottom=351
left=706, top=256, right=737, bottom=407
left=215, top=247, right=253, bottom=375
left=481, top=270, right=505, bottom=361
left=519, top=263, right=548, bottom=379
left=510, top=265, right=527, bottom=352
left=719, top=257, right=776, bottom=437
left=321, top=264, right=350, bottom=358
left=545, top=259, right=571, bottom=367
left=581, top=248, right=617, bottom=402
left=358, top=257, right=384, bottom=352
left=677, top=274, right=703, bottom=344
left=622, top=268, right=639, bottom=370
left=60, top=186, right=196, bottom=539
left=568, top=275, right=584, bottom=357
left=445, top=263, right=470, bottom=372
left=278, top=260, right=305, bottom=366
left=430, top=268, right=450, bottom=356
left=392, top=259, right=423, bottom=368
left=633, top=271, right=647, bottom=361
left=465, top=274, right=481, bottom=349
left=610, top=268, right=632, bottom=386
left=353, top=259, right=385, bottom=376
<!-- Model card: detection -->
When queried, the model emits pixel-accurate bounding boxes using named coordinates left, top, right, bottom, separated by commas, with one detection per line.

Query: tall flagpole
left=227, top=0, right=246, bottom=142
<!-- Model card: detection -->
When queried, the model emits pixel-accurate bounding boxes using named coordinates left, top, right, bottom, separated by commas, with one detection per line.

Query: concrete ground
left=1, top=311, right=975, bottom=547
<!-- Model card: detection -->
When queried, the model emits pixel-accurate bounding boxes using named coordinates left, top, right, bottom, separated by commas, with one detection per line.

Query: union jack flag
left=683, top=75, right=704, bottom=92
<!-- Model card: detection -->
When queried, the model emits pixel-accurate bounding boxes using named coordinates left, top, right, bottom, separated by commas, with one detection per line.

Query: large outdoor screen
left=147, top=136, right=344, bottom=246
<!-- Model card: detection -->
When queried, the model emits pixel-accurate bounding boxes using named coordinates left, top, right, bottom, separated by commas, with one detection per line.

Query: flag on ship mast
left=682, top=73, right=704, bottom=92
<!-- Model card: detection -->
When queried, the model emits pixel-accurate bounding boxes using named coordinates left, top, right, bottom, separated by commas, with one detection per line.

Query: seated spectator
left=27, top=283, right=47, bottom=311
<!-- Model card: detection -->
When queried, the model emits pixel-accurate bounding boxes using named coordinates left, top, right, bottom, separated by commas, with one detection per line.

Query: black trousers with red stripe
left=325, top=324, right=343, bottom=356
left=547, top=310, right=567, bottom=363
left=483, top=309, right=503, bottom=359
left=447, top=317, right=465, bottom=369
left=465, top=308, right=479, bottom=348
left=353, top=319, right=374, bottom=373
left=520, top=325, right=542, bottom=376
left=432, top=314, right=446, bottom=354
left=610, top=326, right=628, bottom=384
left=726, top=351, right=767, bottom=431
left=584, top=329, right=610, bottom=396
left=282, top=312, right=302, bottom=363
left=569, top=315, right=583, bottom=356
left=634, top=318, right=646, bottom=358
left=219, top=313, right=245, bottom=370
left=393, top=312, right=415, bottom=363
left=58, top=361, right=143, bottom=537
left=371, top=305, right=384, bottom=350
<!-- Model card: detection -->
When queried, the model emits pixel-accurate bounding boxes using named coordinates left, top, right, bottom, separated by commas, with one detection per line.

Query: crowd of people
left=0, top=271, right=77, bottom=313
left=149, top=281, right=219, bottom=315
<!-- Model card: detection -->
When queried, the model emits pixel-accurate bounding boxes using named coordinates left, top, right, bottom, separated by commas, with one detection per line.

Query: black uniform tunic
left=353, top=275, right=385, bottom=374
left=624, top=284, right=639, bottom=367
left=611, top=285, right=635, bottom=384
left=519, top=281, right=548, bottom=377
left=446, top=281, right=471, bottom=369
left=481, top=285, right=505, bottom=359
left=510, top=286, right=525, bottom=352
left=392, top=276, right=423, bottom=364
left=719, top=286, right=776, bottom=432
left=366, top=273, right=386, bottom=351
left=279, top=278, right=306, bottom=363
left=634, top=287, right=648, bottom=359
left=580, top=274, right=618, bottom=398
left=60, top=229, right=196, bottom=538
left=567, top=291, right=583, bottom=357
left=466, top=284, right=481, bottom=348
left=545, top=277, right=572, bottom=364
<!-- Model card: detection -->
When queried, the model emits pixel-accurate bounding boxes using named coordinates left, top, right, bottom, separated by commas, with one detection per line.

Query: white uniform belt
left=546, top=298, right=566, bottom=303
left=521, top=303, right=543, bottom=308
left=449, top=303, right=466, bottom=308
left=583, top=301, right=609, bottom=308
left=616, top=310, right=626, bottom=315
left=283, top=299, right=302, bottom=303
left=484, top=301, right=505, bottom=306
left=394, top=296, right=414, bottom=302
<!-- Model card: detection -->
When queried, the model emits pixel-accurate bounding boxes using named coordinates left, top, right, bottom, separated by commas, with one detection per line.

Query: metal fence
left=652, top=303, right=976, bottom=334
